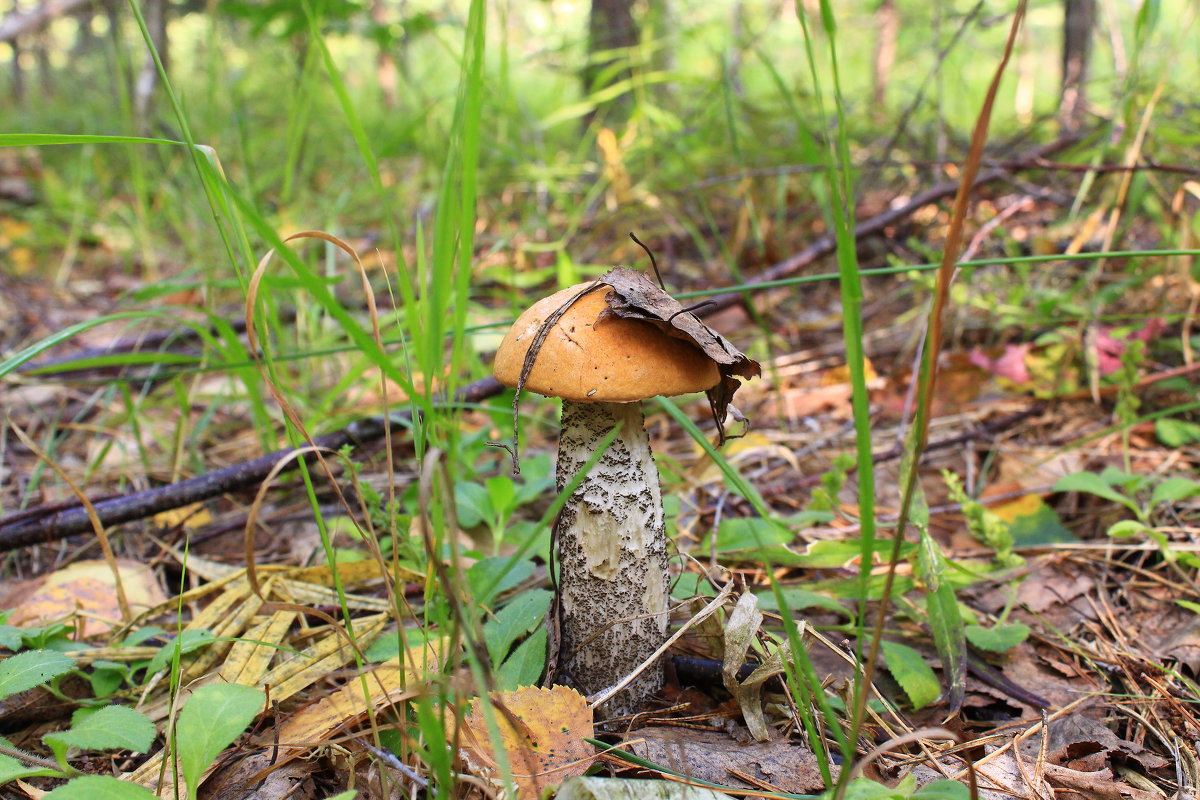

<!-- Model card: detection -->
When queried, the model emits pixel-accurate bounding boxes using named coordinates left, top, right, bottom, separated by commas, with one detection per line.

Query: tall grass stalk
left=789, top=0, right=874, bottom=771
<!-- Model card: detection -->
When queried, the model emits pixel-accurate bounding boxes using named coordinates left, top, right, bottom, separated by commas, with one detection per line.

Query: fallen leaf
left=622, top=725, right=831, bottom=794
left=151, top=502, right=212, bottom=530
left=1, top=560, right=166, bottom=637
left=970, top=343, right=1033, bottom=384
left=461, top=685, right=595, bottom=798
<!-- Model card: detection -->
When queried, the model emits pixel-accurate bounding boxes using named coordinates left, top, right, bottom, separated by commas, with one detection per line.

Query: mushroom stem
left=554, top=400, right=670, bottom=718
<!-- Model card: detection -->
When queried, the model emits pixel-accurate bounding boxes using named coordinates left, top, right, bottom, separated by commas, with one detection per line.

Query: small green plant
left=454, top=453, right=555, bottom=554
left=0, top=647, right=268, bottom=799
left=1055, top=467, right=1200, bottom=566
left=942, top=470, right=1021, bottom=567
left=809, top=452, right=856, bottom=512
left=1113, top=338, right=1146, bottom=470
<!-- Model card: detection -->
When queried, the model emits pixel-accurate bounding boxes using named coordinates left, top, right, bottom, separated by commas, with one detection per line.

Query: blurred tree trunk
left=871, top=0, right=898, bottom=117
left=34, top=29, right=52, bottom=95
left=71, top=2, right=101, bottom=59
left=135, top=0, right=169, bottom=128
left=1060, top=0, right=1094, bottom=128
left=11, top=38, right=25, bottom=103
left=584, top=0, right=639, bottom=123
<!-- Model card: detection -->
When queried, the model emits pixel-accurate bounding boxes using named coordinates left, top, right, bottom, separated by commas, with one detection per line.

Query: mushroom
left=493, top=271, right=758, bottom=717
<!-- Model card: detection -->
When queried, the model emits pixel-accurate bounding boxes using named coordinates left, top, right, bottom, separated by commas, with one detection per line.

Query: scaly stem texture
left=555, top=400, right=670, bottom=718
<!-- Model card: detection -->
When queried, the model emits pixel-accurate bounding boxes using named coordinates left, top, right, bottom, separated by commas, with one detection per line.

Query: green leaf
left=455, top=482, right=492, bottom=528
left=0, top=650, right=75, bottom=700
left=713, top=517, right=791, bottom=553
left=0, top=625, right=21, bottom=651
left=793, top=538, right=915, bottom=568
left=485, top=475, right=517, bottom=517
left=512, top=454, right=554, bottom=505
left=1099, top=466, right=1148, bottom=494
left=880, top=640, right=940, bottom=710
left=914, top=780, right=972, bottom=799
left=1054, top=472, right=1138, bottom=513
left=19, top=623, right=75, bottom=651
left=753, top=587, right=849, bottom=618
left=1156, top=418, right=1200, bottom=447
left=86, top=663, right=128, bottom=699
left=1177, top=600, right=1200, bottom=615
left=42, top=775, right=159, bottom=799
left=1005, top=499, right=1076, bottom=546
left=364, top=632, right=402, bottom=663
left=964, top=623, right=1030, bottom=653
left=670, top=572, right=716, bottom=601
left=1151, top=477, right=1200, bottom=507
left=321, top=792, right=359, bottom=800
left=483, top=590, right=552, bottom=665
left=175, top=684, right=264, bottom=796
left=815, top=573, right=915, bottom=601
left=466, top=557, right=533, bottom=607
left=495, top=627, right=548, bottom=691
left=841, top=777, right=904, bottom=799
left=1135, top=0, right=1160, bottom=41
left=1107, top=519, right=1151, bottom=538
left=146, top=630, right=216, bottom=675
left=44, top=705, right=155, bottom=755
left=0, top=736, right=62, bottom=785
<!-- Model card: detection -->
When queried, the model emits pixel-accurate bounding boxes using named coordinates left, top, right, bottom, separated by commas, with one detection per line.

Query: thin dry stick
left=588, top=581, right=736, bottom=712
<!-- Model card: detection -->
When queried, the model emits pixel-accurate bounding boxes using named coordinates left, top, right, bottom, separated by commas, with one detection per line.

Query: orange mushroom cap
left=493, top=282, right=721, bottom=403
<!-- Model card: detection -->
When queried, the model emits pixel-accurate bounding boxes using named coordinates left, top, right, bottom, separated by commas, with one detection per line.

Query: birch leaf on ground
left=721, top=592, right=769, bottom=741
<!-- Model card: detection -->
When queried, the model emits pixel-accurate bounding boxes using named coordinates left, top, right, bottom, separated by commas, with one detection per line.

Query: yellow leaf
left=461, top=685, right=595, bottom=799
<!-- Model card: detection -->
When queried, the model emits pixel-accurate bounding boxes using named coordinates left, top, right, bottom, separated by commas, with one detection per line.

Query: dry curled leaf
left=596, top=267, right=761, bottom=439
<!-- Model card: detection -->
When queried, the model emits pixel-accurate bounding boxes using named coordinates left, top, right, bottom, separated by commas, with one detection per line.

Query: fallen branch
left=701, top=134, right=1080, bottom=315
left=0, top=377, right=502, bottom=552
left=0, top=0, right=92, bottom=43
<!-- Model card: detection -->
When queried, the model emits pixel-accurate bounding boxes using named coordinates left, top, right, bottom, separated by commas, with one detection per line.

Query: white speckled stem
left=554, top=400, right=670, bottom=718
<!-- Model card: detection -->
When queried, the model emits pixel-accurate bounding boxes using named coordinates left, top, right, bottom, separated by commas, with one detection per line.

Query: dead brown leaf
left=621, top=725, right=831, bottom=794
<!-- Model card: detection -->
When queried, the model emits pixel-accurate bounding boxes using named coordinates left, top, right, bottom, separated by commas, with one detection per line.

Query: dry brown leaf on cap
left=1, top=559, right=166, bottom=638
left=598, top=267, right=760, bottom=439
left=460, top=685, right=595, bottom=799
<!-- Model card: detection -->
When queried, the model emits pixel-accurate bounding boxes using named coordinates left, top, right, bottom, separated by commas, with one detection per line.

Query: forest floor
left=2, top=130, right=1199, bottom=800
